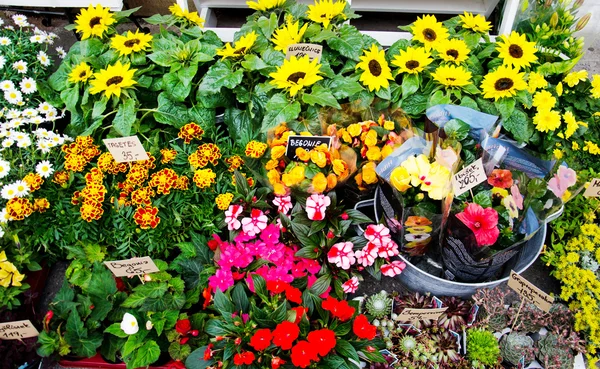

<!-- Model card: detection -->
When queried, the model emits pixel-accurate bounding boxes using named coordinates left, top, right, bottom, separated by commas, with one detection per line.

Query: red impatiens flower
left=285, top=285, right=302, bottom=304
left=322, top=296, right=356, bottom=322
left=249, top=328, right=272, bottom=351
left=175, top=319, right=191, bottom=335
left=353, top=314, right=377, bottom=340
left=233, top=351, right=255, bottom=366
left=456, top=203, right=500, bottom=247
left=487, top=169, right=513, bottom=188
left=271, top=356, right=286, bottom=369
left=202, top=287, right=212, bottom=310
left=204, top=343, right=214, bottom=360
left=307, top=329, right=337, bottom=357
left=272, top=321, right=300, bottom=350
left=291, top=340, right=320, bottom=368
left=267, top=280, right=287, bottom=295
left=291, top=306, right=308, bottom=324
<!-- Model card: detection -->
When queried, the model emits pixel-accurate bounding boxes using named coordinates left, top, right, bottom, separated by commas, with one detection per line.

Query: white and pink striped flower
left=377, top=239, right=399, bottom=258
left=355, top=242, right=379, bottom=267
left=273, top=195, right=292, bottom=215
left=327, top=242, right=356, bottom=270
left=241, top=208, right=268, bottom=236
left=364, top=224, right=392, bottom=246
left=380, top=260, right=407, bottom=277
left=342, top=276, right=359, bottom=293
left=305, top=193, right=331, bottom=221
left=224, top=204, right=243, bottom=230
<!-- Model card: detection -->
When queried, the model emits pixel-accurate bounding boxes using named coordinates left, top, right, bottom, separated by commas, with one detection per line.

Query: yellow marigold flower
left=326, top=173, right=337, bottom=191
left=64, top=154, right=88, bottom=173
left=216, top=193, right=234, bottom=210
left=23, top=173, right=43, bottom=192
left=533, top=109, right=561, bottom=133
left=5, top=198, right=33, bottom=220
left=193, top=168, right=216, bottom=189
left=149, top=168, right=178, bottom=195
left=33, top=198, right=50, bottom=212
left=160, top=148, right=177, bottom=164
left=527, top=71, right=548, bottom=93
left=366, top=146, right=381, bottom=161
left=553, top=148, right=563, bottom=160
left=310, top=150, right=327, bottom=168
left=133, top=206, right=161, bottom=229
left=573, top=141, right=580, bottom=150
left=381, top=145, right=393, bottom=159
left=194, top=143, right=222, bottom=167
left=175, top=175, right=189, bottom=190
left=245, top=141, right=268, bottom=158
left=362, top=162, right=378, bottom=184
left=311, top=172, right=327, bottom=193
left=532, top=90, right=556, bottom=110
left=79, top=200, right=103, bottom=222
left=271, top=145, right=286, bottom=160
left=178, top=123, right=204, bottom=144
left=52, top=170, right=69, bottom=185
left=564, top=70, right=588, bottom=87
left=347, top=124, right=362, bottom=137
left=364, top=130, right=378, bottom=147
left=126, top=164, right=149, bottom=186
left=225, top=155, right=244, bottom=172
left=131, top=187, right=155, bottom=207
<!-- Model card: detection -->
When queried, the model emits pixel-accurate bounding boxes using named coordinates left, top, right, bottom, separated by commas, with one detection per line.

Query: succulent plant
left=366, top=291, right=393, bottom=319
left=499, top=332, right=536, bottom=366
left=394, top=292, right=433, bottom=329
left=466, top=328, right=500, bottom=367
left=509, top=301, right=551, bottom=333
left=430, top=331, right=461, bottom=365
left=546, top=303, right=575, bottom=333
left=472, top=287, right=513, bottom=331
left=438, top=296, right=472, bottom=331
left=398, top=335, right=417, bottom=354
left=536, top=333, right=575, bottom=369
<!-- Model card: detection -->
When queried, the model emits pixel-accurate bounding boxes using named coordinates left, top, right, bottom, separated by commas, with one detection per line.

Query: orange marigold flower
left=62, top=142, right=79, bottom=154
left=133, top=206, right=161, bottom=229
left=175, top=175, right=190, bottom=190
left=216, top=193, right=234, bottom=210
left=149, top=168, right=178, bottom=195
left=85, top=168, right=104, bottom=184
left=64, top=154, right=88, bottom=172
left=178, top=123, right=204, bottom=144
left=6, top=198, right=33, bottom=220
left=193, top=168, right=216, bottom=189
left=82, top=146, right=101, bottom=161
left=118, top=181, right=135, bottom=194
left=81, top=183, right=107, bottom=203
left=245, top=141, right=267, bottom=158
left=160, top=148, right=177, bottom=164
left=23, top=173, right=43, bottom=192
left=71, top=191, right=81, bottom=205
left=75, top=136, right=95, bottom=149
left=97, top=152, right=117, bottom=173
left=80, top=200, right=103, bottom=222
left=197, top=143, right=222, bottom=166
left=137, top=153, right=156, bottom=170
left=33, top=198, right=50, bottom=212
left=52, top=170, right=70, bottom=185
left=131, top=187, right=155, bottom=207
left=126, top=164, right=149, bottom=186
left=225, top=155, right=244, bottom=172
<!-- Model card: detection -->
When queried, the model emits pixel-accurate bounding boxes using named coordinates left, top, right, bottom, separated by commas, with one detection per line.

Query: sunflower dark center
left=508, top=44, right=523, bottom=58
left=320, top=13, right=328, bottom=18
left=368, top=60, right=382, bottom=77
left=423, top=28, right=437, bottom=41
left=447, top=77, right=456, bottom=81
left=495, top=77, right=514, bottom=91
left=106, top=76, right=124, bottom=86
left=234, top=47, right=247, bottom=55
left=405, top=60, right=420, bottom=70
left=287, top=72, right=306, bottom=83
left=446, top=49, right=459, bottom=59
left=89, top=17, right=102, bottom=28
left=124, top=39, right=141, bottom=48
left=79, top=71, right=88, bottom=78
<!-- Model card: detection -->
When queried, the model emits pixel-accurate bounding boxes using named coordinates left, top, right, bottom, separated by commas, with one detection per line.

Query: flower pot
left=59, top=353, right=177, bottom=369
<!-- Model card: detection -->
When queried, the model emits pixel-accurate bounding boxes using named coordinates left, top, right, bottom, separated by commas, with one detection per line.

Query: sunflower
left=74, top=5, right=116, bottom=40
left=356, top=44, right=393, bottom=91
left=272, top=20, right=309, bottom=52
left=434, top=38, right=470, bottom=64
left=247, top=0, right=286, bottom=11
left=391, top=46, right=432, bottom=74
left=480, top=65, right=527, bottom=100
left=111, top=30, right=153, bottom=56
left=307, top=0, right=347, bottom=29
left=269, top=55, right=323, bottom=97
left=496, top=31, right=538, bottom=70
left=68, top=62, right=93, bottom=84
left=411, top=15, right=448, bottom=50
left=458, top=12, right=492, bottom=33
left=216, top=31, right=258, bottom=59
left=89, top=61, right=137, bottom=98
left=169, top=4, right=205, bottom=26
left=430, top=65, right=472, bottom=88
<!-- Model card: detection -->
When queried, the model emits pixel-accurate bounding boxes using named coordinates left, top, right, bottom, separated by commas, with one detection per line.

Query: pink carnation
left=305, top=194, right=331, bottom=221
left=380, top=261, right=406, bottom=277
left=342, top=276, right=359, bottom=293
left=456, top=203, right=500, bottom=247
left=327, top=242, right=356, bottom=270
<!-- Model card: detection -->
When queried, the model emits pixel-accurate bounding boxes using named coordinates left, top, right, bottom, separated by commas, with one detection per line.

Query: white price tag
left=0, top=320, right=39, bottom=340
left=104, top=256, right=159, bottom=277
left=452, top=159, right=487, bottom=196
left=103, top=136, right=149, bottom=163
left=583, top=178, right=600, bottom=197
left=286, top=43, right=323, bottom=62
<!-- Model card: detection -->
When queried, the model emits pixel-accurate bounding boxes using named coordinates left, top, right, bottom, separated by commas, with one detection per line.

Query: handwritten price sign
left=584, top=178, right=600, bottom=197
left=508, top=271, right=553, bottom=312
left=0, top=320, right=39, bottom=340
left=286, top=43, right=323, bottom=62
left=103, top=136, right=149, bottom=163
left=397, top=307, right=448, bottom=322
left=104, top=256, right=159, bottom=277
left=452, top=159, right=487, bottom=196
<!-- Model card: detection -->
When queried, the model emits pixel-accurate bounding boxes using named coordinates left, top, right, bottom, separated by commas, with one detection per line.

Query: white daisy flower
left=6, top=109, right=20, bottom=119
left=1, top=184, right=18, bottom=200
left=0, top=55, right=5, bottom=69
left=12, top=60, right=27, bottom=74
left=0, top=208, right=10, bottom=224
left=22, top=108, right=37, bottom=117
left=4, top=89, right=23, bottom=105
left=29, top=34, right=46, bottom=43
left=36, top=140, right=50, bottom=153
left=16, top=136, right=31, bottom=148
left=37, top=102, right=52, bottom=114
left=12, top=14, right=28, bottom=24
left=13, top=180, right=29, bottom=197
left=11, top=131, right=28, bottom=141
left=2, top=139, right=14, bottom=148
left=4, top=26, right=14, bottom=31
left=35, top=160, right=54, bottom=178
left=44, top=108, right=58, bottom=120
left=19, top=77, right=36, bottom=94
left=7, top=118, right=24, bottom=129
left=55, top=46, right=66, bottom=59
left=0, top=80, right=15, bottom=91
left=46, top=33, right=57, bottom=45
left=37, top=51, right=50, bottom=67
left=0, top=37, right=11, bottom=46
left=33, top=128, right=50, bottom=137
left=0, top=130, right=8, bottom=138
left=29, top=116, right=43, bottom=125
left=0, top=159, right=10, bottom=178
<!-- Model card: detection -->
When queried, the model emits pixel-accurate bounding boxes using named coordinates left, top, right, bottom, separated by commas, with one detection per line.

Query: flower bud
left=341, top=212, right=349, bottom=220
left=215, top=335, right=224, bottom=341
left=391, top=313, right=399, bottom=321
left=326, top=230, right=334, bottom=239
left=386, top=340, right=394, bottom=348
left=372, top=319, right=380, bottom=327
left=576, top=13, right=591, bottom=31
left=180, top=337, right=189, bottom=345
left=146, top=321, right=153, bottom=330
left=234, top=337, right=242, bottom=345
left=366, top=346, right=376, bottom=353
left=191, top=330, right=199, bottom=337
left=573, top=0, right=584, bottom=9
left=144, top=274, right=152, bottom=282
left=550, top=12, right=559, bottom=27
left=544, top=0, right=552, bottom=7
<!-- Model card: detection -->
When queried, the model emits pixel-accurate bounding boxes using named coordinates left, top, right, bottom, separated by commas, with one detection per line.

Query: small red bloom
left=267, top=280, right=288, bottom=295
left=115, top=277, right=126, bottom=292
left=215, top=335, right=224, bottom=341
left=341, top=212, right=349, bottom=220
left=353, top=314, right=377, bottom=340
left=322, top=297, right=355, bottom=322
left=175, top=319, right=191, bottom=335
left=272, top=321, right=300, bottom=350
left=307, top=329, right=337, bottom=357
left=366, top=345, right=376, bottom=352
left=285, top=285, right=302, bottom=304
left=291, top=340, right=319, bottom=368
left=271, top=356, right=285, bottom=369
left=233, top=351, right=255, bottom=366
left=234, top=337, right=242, bottom=345
left=291, top=306, right=308, bottom=324
left=180, top=337, right=189, bottom=345
left=249, top=328, right=272, bottom=351
left=326, top=230, right=335, bottom=239
left=204, top=343, right=214, bottom=360
left=167, top=360, right=186, bottom=369
left=202, top=287, right=213, bottom=310
left=191, top=330, right=199, bottom=337
left=207, top=239, right=219, bottom=251
left=487, top=169, right=513, bottom=189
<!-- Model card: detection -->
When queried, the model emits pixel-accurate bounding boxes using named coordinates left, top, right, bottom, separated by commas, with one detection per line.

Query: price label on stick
left=103, top=136, right=149, bottom=163
left=452, top=158, right=487, bottom=196
left=584, top=178, right=600, bottom=197
left=507, top=271, right=553, bottom=312
left=286, top=43, right=323, bottom=62
left=104, top=256, right=159, bottom=277
left=398, top=307, right=448, bottom=322
left=285, top=135, right=332, bottom=160
left=0, top=320, right=39, bottom=340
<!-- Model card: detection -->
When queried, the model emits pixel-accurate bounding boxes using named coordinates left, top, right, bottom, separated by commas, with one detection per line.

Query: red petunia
left=307, top=329, right=337, bottom=357
left=233, top=351, right=255, bottom=366
left=267, top=280, right=288, bottom=295
left=291, top=340, right=320, bottom=368
left=175, top=319, right=191, bottom=335
left=487, top=169, right=513, bottom=189
left=271, top=356, right=286, bottom=369
left=322, top=297, right=356, bottom=322
left=249, top=328, right=272, bottom=351
left=272, top=321, right=300, bottom=350
left=291, top=306, right=308, bottom=324
left=166, top=360, right=186, bottom=369
left=285, top=285, right=302, bottom=304
left=353, top=314, right=377, bottom=340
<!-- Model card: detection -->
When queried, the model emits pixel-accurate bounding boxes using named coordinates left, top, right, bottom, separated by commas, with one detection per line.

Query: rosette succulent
left=430, top=331, right=461, bottom=365
left=536, top=333, right=575, bottom=369
left=438, top=296, right=471, bottom=331
left=366, top=291, right=393, bottom=319
left=466, top=329, right=500, bottom=367
left=394, top=292, right=434, bottom=329
left=499, top=332, right=536, bottom=366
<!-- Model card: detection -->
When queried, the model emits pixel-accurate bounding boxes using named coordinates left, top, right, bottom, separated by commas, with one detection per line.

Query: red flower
left=115, top=277, right=126, bottom=291
left=202, top=287, right=212, bottom=310
left=233, top=351, right=255, bottom=366
left=267, top=280, right=288, bottom=295
left=204, top=344, right=214, bottom=360
left=249, top=328, right=272, bottom=351
left=456, top=203, right=500, bottom=247
left=322, top=297, right=355, bottom=322
left=307, top=329, right=337, bottom=357
left=207, top=239, right=219, bottom=251
left=285, top=285, right=302, bottom=304
left=353, top=314, right=377, bottom=340
left=291, top=307, right=308, bottom=324
left=166, top=360, right=186, bottom=369
left=487, top=169, right=513, bottom=188
left=272, top=321, right=300, bottom=350
left=175, top=319, right=191, bottom=335
left=271, top=356, right=286, bottom=369
left=180, top=337, right=189, bottom=345
left=291, top=340, right=319, bottom=368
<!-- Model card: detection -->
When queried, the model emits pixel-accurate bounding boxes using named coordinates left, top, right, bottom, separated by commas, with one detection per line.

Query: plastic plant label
left=286, top=43, right=323, bottom=62
left=432, top=296, right=443, bottom=308
left=517, top=356, right=525, bottom=369
left=507, top=271, right=553, bottom=312
left=285, top=135, right=332, bottom=160
left=467, top=305, right=479, bottom=326
left=452, top=158, right=487, bottom=196
left=103, top=136, right=149, bottom=163
left=0, top=320, right=39, bottom=340
left=104, top=256, right=160, bottom=277
left=583, top=178, right=600, bottom=197
left=398, top=307, right=448, bottom=322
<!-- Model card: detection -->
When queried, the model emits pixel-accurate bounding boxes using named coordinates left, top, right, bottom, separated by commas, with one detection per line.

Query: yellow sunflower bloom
left=247, top=0, right=286, bottom=11
left=480, top=65, right=527, bottom=100
left=411, top=15, right=449, bottom=50
left=356, top=44, right=393, bottom=91
left=169, top=4, right=205, bottom=26
left=431, top=65, right=472, bottom=88
left=496, top=31, right=538, bottom=70
left=458, top=12, right=492, bottom=33
left=533, top=109, right=562, bottom=133
left=169, top=3, right=186, bottom=17
left=434, top=38, right=471, bottom=64
left=89, top=61, right=137, bottom=98
left=307, top=0, right=347, bottom=29
left=591, top=75, right=600, bottom=99
left=74, top=4, right=116, bottom=40
left=527, top=71, right=548, bottom=93
left=216, top=31, right=258, bottom=59
left=391, top=46, right=432, bottom=74
left=69, top=62, right=93, bottom=84
left=563, top=70, right=588, bottom=87
left=269, top=55, right=323, bottom=96
left=272, top=20, right=309, bottom=52
left=111, top=30, right=153, bottom=56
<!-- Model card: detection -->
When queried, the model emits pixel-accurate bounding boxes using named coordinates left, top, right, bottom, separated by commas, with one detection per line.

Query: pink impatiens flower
left=380, top=261, right=406, bottom=277
left=208, top=269, right=234, bottom=292
left=456, top=203, right=500, bottom=247
left=327, top=242, right=356, bottom=270
left=305, top=194, right=331, bottom=221
left=241, top=208, right=268, bottom=236
left=342, top=276, right=359, bottom=293
left=364, top=224, right=391, bottom=246
left=273, top=196, right=293, bottom=215
left=377, top=239, right=399, bottom=258
left=225, top=204, right=243, bottom=230
left=355, top=242, right=379, bottom=267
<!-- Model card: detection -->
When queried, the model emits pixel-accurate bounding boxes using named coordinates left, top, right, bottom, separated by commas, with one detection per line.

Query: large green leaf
left=325, top=75, right=363, bottom=99
left=327, top=25, right=365, bottom=61
left=302, top=85, right=341, bottom=109
left=335, top=340, right=360, bottom=365
left=154, top=92, right=189, bottom=127
left=65, top=309, right=103, bottom=358
left=198, top=61, right=244, bottom=95
left=163, top=64, right=198, bottom=102
left=112, top=99, right=136, bottom=136
left=224, top=107, right=255, bottom=144
left=495, top=97, right=516, bottom=120
left=85, top=266, right=117, bottom=298
left=261, top=93, right=301, bottom=132
left=503, top=108, right=533, bottom=143
left=188, top=106, right=215, bottom=128
left=186, top=346, right=215, bottom=369
left=232, top=283, right=249, bottom=313
left=60, top=86, right=79, bottom=113
left=213, top=289, right=235, bottom=315
left=127, top=341, right=161, bottom=369
left=51, top=280, right=77, bottom=319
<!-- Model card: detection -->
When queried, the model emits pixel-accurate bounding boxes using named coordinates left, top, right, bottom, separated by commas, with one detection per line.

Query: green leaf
left=51, top=280, right=76, bottom=319
left=186, top=346, right=215, bottom=369
left=113, top=99, right=136, bottom=137
left=60, top=86, right=79, bottom=113
left=311, top=29, right=337, bottom=42
left=36, top=331, right=60, bottom=357
left=502, top=108, right=533, bottom=143
left=126, top=341, right=161, bottom=368
left=327, top=24, right=364, bottom=61
left=163, top=64, right=198, bottom=102
left=515, top=89, right=532, bottom=107
left=460, top=96, right=479, bottom=110
left=147, top=51, right=173, bottom=67
left=92, top=98, right=108, bottom=119
left=495, top=98, right=516, bottom=120
left=250, top=274, right=268, bottom=299
left=295, top=246, right=318, bottom=259
left=291, top=222, right=318, bottom=248
left=401, top=74, right=419, bottom=97
left=224, top=107, right=254, bottom=144
left=241, top=54, right=270, bottom=71
left=214, top=289, right=235, bottom=314
left=232, top=283, right=249, bottom=313
left=105, top=322, right=128, bottom=338
left=375, top=85, right=391, bottom=100
left=169, top=342, right=192, bottom=361
left=444, top=119, right=470, bottom=141
left=345, top=209, right=373, bottom=224
left=154, top=92, right=189, bottom=127
left=325, top=75, right=363, bottom=99
left=473, top=191, right=492, bottom=208
left=65, top=309, right=103, bottom=357
left=261, top=93, right=301, bottom=132
left=198, top=61, right=244, bottom=95
left=335, top=340, right=360, bottom=364
left=309, top=274, right=331, bottom=296
left=79, top=38, right=105, bottom=57
left=188, top=106, right=215, bottom=128
left=302, top=85, right=341, bottom=109
left=85, top=265, right=117, bottom=298
left=401, top=93, right=428, bottom=116
left=428, top=90, right=451, bottom=107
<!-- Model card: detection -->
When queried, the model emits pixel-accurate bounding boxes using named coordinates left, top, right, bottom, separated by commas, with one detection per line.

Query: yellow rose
left=271, top=146, right=286, bottom=160
left=362, top=162, right=378, bottom=184
left=265, top=159, right=279, bottom=170
left=364, top=130, right=378, bottom=147
left=326, top=173, right=337, bottom=190
left=381, top=145, right=393, bottom=159
left=310, top=150, right=327, bottom=168
left=384, top=120, right=395, bottom=130
left=366, top=146, right=382, bottom=161
left=347, top=124, right=362, bottom=137
left=312, top=172, right=327, bottom=193
left=332, top=159, right=348, bottom=176
left=296, top=147, right=310, bottom=161
left=390, top=166, right=411, bottom=192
